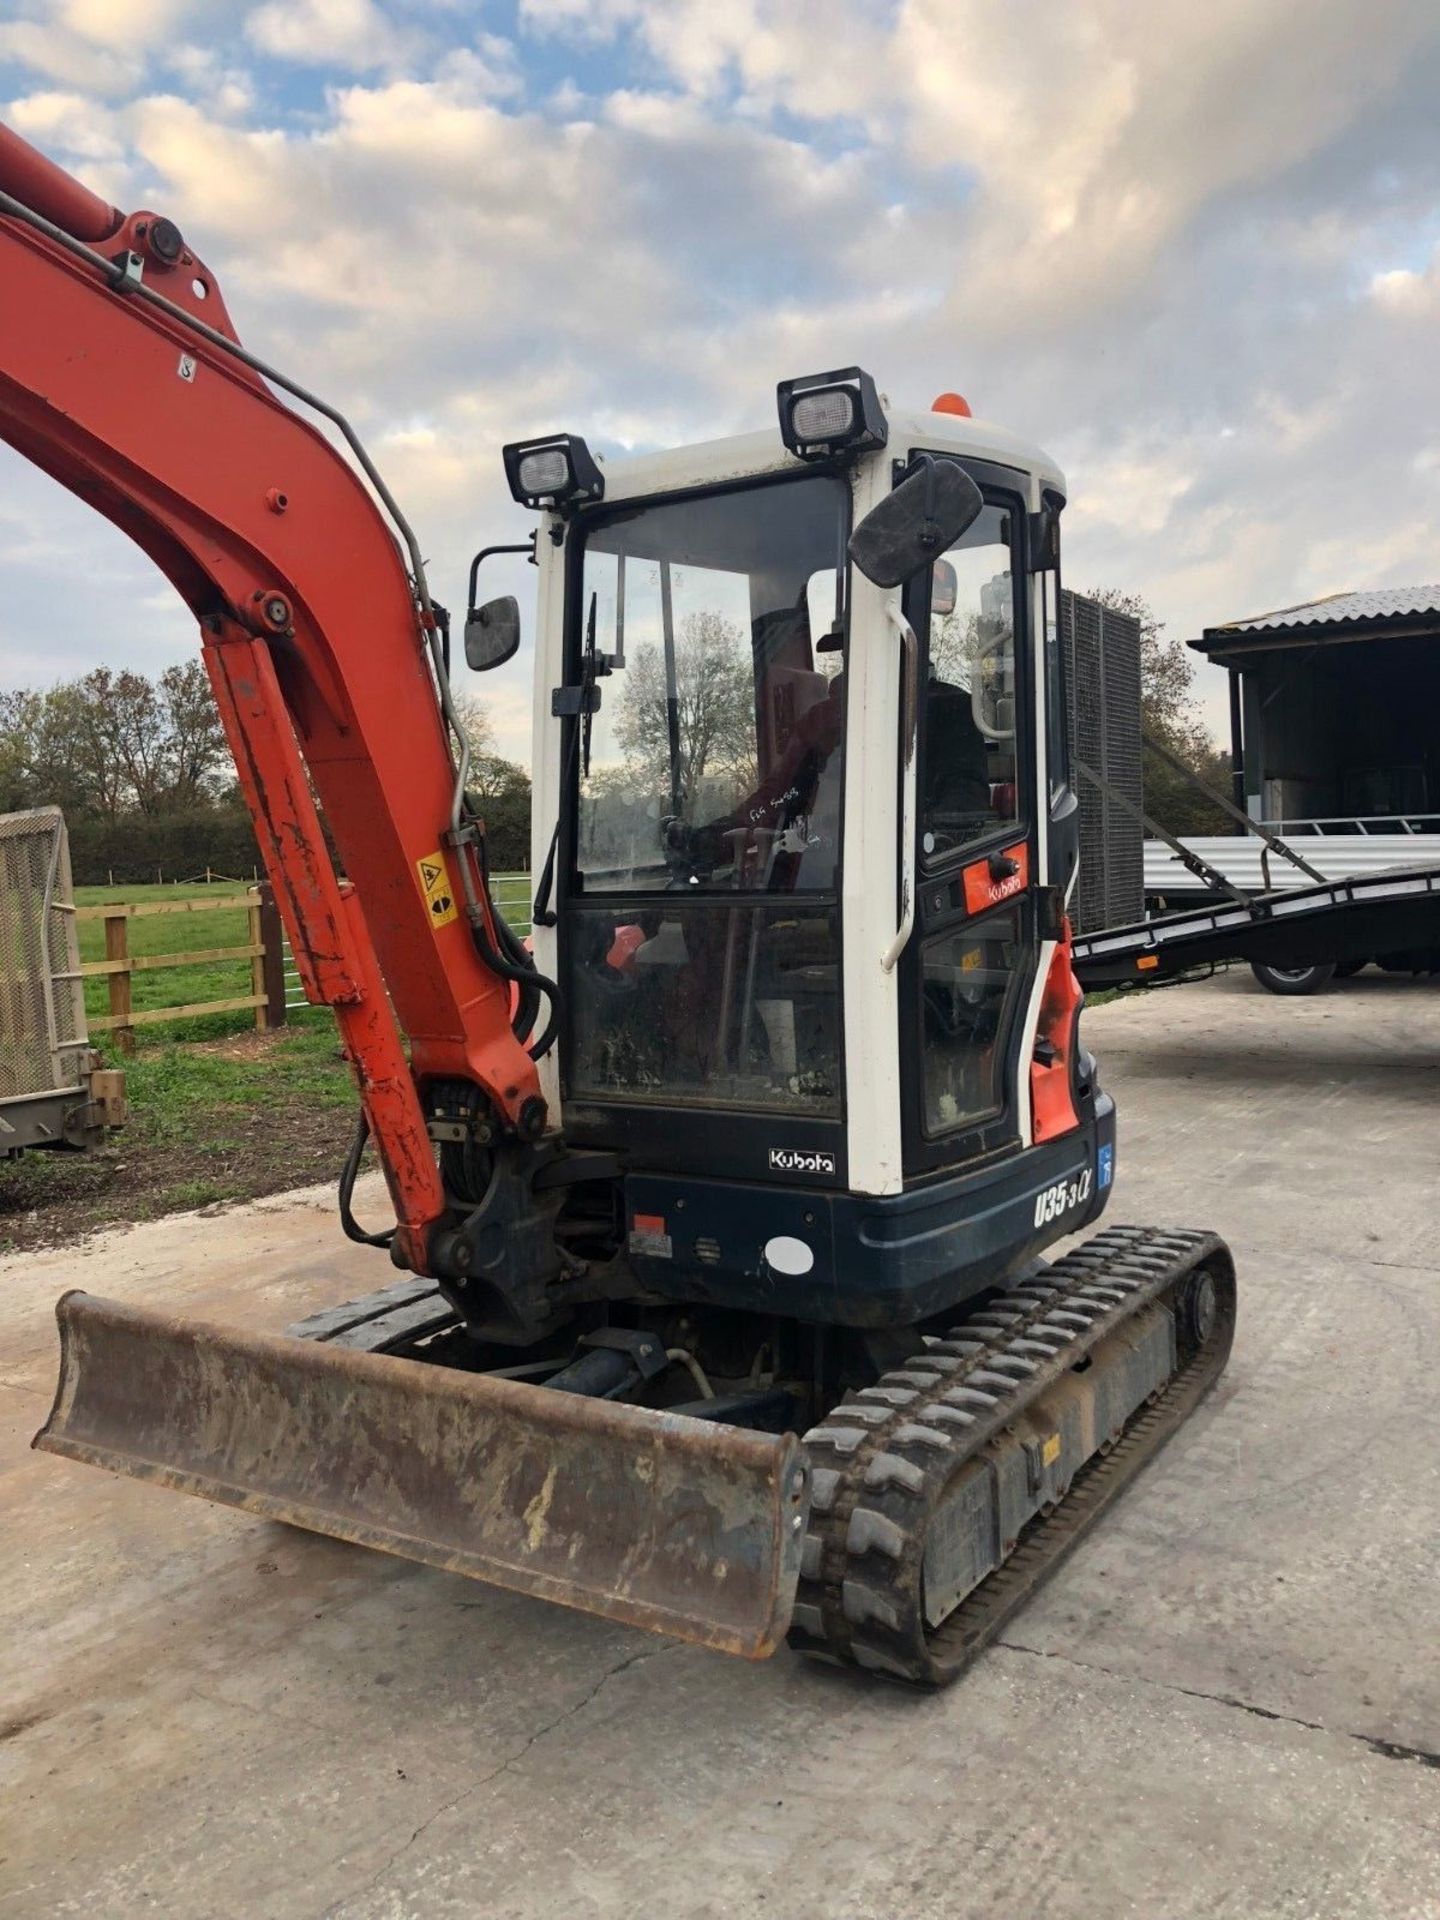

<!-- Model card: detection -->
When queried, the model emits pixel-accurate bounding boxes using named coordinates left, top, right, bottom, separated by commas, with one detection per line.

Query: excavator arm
left=0, top=123, right=545, bottom=1274
left=1, top=124, right=810, bottom=1660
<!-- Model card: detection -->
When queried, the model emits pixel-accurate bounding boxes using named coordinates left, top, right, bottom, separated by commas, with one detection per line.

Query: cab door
left=896, top=458, right=1039, bottom=1178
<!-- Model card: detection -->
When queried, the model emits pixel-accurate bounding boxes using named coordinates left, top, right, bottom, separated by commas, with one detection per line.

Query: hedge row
left=66, top=796, right=532, bottom=886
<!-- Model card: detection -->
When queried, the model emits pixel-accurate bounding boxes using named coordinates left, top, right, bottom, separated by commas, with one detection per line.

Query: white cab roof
left=594, top=402, right=1066, bottom=506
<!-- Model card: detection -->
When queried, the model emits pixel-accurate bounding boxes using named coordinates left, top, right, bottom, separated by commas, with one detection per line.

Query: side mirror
left=1029, top=486, right=1064, bottom=571
left=465, top=594, right=521, bottom=672
left=848, top=456, right=983, bottom=589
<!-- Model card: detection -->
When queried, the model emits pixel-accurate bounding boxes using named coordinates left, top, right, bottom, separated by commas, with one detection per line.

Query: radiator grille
left=1061, top=594, right=1143, bottom=933
left=0, top=808, right=88, bottom=1102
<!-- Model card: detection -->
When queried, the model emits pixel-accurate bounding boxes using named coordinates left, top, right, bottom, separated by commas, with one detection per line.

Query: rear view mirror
left=465, top=594, right=521, bottom=672
left=848, top=456, right=983, bottom=589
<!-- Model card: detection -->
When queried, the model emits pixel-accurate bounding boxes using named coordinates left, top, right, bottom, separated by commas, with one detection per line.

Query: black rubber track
left=788, top=1224, right=1237, bottom=1687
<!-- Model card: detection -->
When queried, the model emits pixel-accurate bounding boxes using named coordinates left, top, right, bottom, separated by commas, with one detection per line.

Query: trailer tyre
left=1250, top=960, right=1337, bottom=997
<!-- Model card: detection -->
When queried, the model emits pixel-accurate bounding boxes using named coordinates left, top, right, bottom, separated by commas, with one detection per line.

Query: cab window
left=573, top=474, right=847, bottom=895
left=920, top=502, right=1020, bottom=865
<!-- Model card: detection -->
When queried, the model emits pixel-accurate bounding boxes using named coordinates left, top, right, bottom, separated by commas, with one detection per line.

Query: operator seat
left=923, top=679, right=992, bottom=823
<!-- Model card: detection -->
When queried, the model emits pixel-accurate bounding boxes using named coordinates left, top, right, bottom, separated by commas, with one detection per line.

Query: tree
left=0, top=655, right=535, bottom=879
left=1084, top=588, right=1233, bottom=836
left=613, top=612, right=757, bottom=813
left=0, top=663, right=229, bottom=820
left=450, top=690, right=498, bottom=763
left=450, top=690, right=532, bottom=866
left=158, top=661, right=228, bottom=810
left=929, top=606, right=982, bottom=686
left=452, top=691, right=527, bottom=799
left=0, top=684, right=99, bottom=816
left=0, top=662, right=251, bottom=880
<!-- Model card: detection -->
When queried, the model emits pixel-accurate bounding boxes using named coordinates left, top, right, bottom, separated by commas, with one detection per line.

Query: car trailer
left=1071, top=739, right=1440, bottom=996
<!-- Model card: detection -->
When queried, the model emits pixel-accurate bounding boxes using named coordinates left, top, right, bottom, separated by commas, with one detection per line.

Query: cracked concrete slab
left=2, top=969, right=1439, bottom=1917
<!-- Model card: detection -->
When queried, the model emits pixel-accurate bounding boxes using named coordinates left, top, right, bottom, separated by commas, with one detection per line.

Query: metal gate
left=0, top=806, right=88, bottom=1105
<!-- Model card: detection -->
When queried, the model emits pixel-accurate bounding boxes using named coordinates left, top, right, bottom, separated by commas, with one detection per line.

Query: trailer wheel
left=1250, top=960, right=1337, bottom=997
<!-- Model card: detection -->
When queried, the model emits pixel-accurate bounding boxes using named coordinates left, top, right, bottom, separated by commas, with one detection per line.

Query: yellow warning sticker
left=416, top=850, right=458, bottom=930
left=1041, top=1433, right=1061, bottom=1468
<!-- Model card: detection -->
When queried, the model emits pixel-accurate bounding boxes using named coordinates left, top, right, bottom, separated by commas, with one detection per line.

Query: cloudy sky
left=2, top=0, right=1438, bottom=757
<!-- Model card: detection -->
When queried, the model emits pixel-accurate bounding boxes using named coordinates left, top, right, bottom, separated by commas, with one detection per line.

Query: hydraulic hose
left=474, top=822, right=540, bottom=1042
left=338, top=1112, right=396, bottom=1248
left=474, top=820, right=563, bottom=1060
left=468, top=895, right=563, bottom=1062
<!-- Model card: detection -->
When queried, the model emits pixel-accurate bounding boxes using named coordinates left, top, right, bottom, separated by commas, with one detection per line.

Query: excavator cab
left=520, top=372, right=1110, bottom=1327
left=0, top=133, right=1234, bottom=1687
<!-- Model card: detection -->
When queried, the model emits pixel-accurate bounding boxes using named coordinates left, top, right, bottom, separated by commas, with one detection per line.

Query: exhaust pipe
left=35, top=1292, right=811, bottom=1659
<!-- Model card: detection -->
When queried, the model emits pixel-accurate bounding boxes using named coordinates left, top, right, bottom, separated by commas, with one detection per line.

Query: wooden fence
left=80, top=875, right=531, bottom=1050
left=75, top=885, right=287, bottom=1054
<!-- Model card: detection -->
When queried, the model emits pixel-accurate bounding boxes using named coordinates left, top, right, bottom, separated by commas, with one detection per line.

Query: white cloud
left=2, top=0, right=1439, bottom=753
left=1369, top=262, right=1437, bottom=316
left=244, top=0, right=416, bottom=71
left=56, top=0, right=206, bottom=49
left=6, top=87, right=126, bottom=159
left=518, top=0, right=639, bottom=43
left=0, top=20, right=141, bottom=94
left=0, top=0, right=226, bottom=95
left=160, top=42, right=256, bottom=116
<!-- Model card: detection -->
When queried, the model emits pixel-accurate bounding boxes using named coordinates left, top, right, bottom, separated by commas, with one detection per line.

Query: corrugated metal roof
left=1210, top=585, right=1440, bottom=635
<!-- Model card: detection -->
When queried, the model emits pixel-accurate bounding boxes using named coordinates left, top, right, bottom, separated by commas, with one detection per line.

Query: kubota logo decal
left=962, top=842, right=1030, bottom=918
left=769, top=1147, right=837, bottom=1176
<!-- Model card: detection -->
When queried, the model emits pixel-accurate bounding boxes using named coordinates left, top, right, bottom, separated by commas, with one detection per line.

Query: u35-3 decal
left=1033, top=1167, right=1093, bottom=1228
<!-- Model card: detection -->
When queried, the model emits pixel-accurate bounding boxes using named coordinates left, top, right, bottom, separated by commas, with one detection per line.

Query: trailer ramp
left=1073, top=864, right=1440, bottom=990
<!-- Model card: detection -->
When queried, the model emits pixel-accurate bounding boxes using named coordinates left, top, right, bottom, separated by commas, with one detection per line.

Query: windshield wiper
left=582, top=589, right=598, bottom=778
left=533, top=589, right=604, bottom=929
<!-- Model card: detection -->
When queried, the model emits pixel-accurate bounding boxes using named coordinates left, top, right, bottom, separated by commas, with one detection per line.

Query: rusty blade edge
left=33, top=1290, right=808, bottom=1661
left=33, top=1431, right=798, bottom=1658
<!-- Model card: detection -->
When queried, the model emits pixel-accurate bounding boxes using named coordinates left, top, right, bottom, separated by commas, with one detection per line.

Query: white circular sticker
left=764, top=1235, right=815, bottom=1276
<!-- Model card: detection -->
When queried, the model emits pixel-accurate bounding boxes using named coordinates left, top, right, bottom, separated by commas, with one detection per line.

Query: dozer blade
left=34, top=1291, right=810, bottom=1659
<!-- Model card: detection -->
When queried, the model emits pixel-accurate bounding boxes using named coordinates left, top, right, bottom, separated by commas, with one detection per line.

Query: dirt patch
left=0, top=1101, right=355, bottom=1255
left=0, top=1028, right=357, bottom=1255
left=184, top=1031, right=283, bottom=1063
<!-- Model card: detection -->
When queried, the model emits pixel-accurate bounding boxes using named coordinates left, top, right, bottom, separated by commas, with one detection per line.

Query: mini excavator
left=0, top=125, right=1234, bottom=1685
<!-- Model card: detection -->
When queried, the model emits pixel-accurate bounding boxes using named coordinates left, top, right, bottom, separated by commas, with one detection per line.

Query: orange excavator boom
left=0, top=121, right=545, bottom=1272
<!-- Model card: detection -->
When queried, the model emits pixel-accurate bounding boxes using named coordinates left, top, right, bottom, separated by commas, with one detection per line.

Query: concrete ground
left=2, top=969, right=1439, bottom=1919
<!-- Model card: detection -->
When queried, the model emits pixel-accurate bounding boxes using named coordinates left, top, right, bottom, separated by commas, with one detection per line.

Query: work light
left=502, top=433, right=605, bottom=510
left=777, top=367, right=888, bottom=462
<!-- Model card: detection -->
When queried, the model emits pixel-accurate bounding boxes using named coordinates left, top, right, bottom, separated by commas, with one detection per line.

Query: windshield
left=572, top=473, right=848, bottom=894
